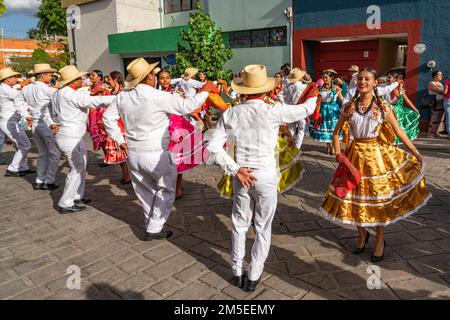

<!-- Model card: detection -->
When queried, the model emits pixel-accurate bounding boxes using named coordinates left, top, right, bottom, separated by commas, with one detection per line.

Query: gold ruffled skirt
left=217, top=136, right=304, bottom=199
left=319, top=138, right=431, bottom=227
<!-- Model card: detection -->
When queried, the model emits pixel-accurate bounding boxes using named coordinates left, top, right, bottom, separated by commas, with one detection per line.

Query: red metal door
left=314, top=40, right=379, bottom=82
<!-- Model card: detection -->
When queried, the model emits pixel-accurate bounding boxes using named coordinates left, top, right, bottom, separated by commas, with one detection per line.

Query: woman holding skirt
left=319, top=67, right=431, bottom=263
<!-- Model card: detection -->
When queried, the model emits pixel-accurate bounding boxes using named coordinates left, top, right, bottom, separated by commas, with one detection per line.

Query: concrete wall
left=68, top=0, right=122, bottom=74
left=116, top=0, right=161, bottom=33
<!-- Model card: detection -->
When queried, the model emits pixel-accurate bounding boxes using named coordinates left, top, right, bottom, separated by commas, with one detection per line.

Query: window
left=270, top=27, right=287, bottom=46
left=251, top=29, right=270, bottom=47
left=231, top=31, right=251, bottom=48
left=165, top=0, right=198, bottom=14
left=228, top=27, right=288, bottom=49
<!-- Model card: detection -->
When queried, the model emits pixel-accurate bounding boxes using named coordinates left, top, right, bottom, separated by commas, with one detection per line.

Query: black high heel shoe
left=371, top=240, right=386, bottom=263
left=353, top=231, right=370, bottom=254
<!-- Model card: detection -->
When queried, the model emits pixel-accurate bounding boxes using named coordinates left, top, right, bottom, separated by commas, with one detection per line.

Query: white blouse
left=349, top=104, right=391, bottom=140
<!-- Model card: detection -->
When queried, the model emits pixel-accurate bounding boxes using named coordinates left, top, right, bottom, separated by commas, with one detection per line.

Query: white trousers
left=231, top=167, right=279, bottom=281
left=55, top=136, right=87, bottom=208
left=0, top=130, right=4, bottom=152
left=289, top=118, right=307, bottom=150
left=33, top=124, right=61, bottom=184
left=127, top=150, right=177, bottom=234
left=0, top=118, right=31, bottom=172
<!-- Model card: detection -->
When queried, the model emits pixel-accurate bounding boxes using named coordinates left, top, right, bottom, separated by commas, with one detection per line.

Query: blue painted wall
left=294, top=0, right=450, bottom=115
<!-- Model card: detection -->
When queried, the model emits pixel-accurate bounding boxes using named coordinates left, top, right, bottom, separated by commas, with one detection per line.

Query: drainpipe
left=159, top=0, right=164, bottom=28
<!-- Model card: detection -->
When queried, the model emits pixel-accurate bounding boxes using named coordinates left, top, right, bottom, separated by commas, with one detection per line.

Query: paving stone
left=89, top=268, right=128, bottom=285
left=167, top=282, right=217, bottom=300
left=408, top=253, right=450, bottom=274
left=10, top=286, right=52, bottom=300
left=387, top=275, right=450, bottom=299
left=254, top=288, right=290, bottom=300
left=27, top=262, right=70, bottom=286
left=143, top=253, right=197, bottom=280
left=13, top=255, right=57, bottom=276
left=113, top=273, right=157, bottom=296
left=151, top=279, right=183, bottom=297
left=173, top=262, right=209, bottom=283
left=0, top=279, right=31, bottom=299
left=143, top=242, right=181, bottom=263
left=118, top=256, right=154, bottom=274
left=262, top=274, right=311, bottom=298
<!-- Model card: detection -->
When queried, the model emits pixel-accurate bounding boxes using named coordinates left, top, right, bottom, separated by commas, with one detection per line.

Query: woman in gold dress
left=320, top=67, right=431, bottom=262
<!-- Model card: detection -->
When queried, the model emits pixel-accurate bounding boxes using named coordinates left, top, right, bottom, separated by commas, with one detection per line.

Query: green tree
left=173, top=2, right=232, bottom=80
left=9, top=57, right=34, bottom=74
left=27, top=28, right=43, bottom=40
left=32, top=48, right=50, bottom=64
left=35, top=0, right=67, bottom=36
left=53, top=40, right=70, bottom=71
left=0, top=0, right=6, bottom=17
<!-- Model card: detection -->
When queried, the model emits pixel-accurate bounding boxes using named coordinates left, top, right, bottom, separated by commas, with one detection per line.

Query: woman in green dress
left=385, top=73, right=420, bottom=144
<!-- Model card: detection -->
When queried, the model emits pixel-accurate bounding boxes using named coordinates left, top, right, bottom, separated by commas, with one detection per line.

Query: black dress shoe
left=371, top=240, right=386, bottom=263
left=58, top=204, right=86, bottom=214
left=33, top=182, right=44, bottom=190
left=233, top=273, right=246, bottom=288
left=353, top=230, right=370, bottom=254
left=144, top=230, right=173, bottom=241
left=42, top=183, right=59, bottom=190
left=19, top=169, right=36, bottom=174
left=244, top=277, right=260, bottom=292
left=74, top=198, right=92, bottom=205
left=4, top=170, right=25, bottom=177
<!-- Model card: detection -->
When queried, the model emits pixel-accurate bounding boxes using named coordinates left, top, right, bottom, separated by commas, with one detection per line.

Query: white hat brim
left=34, top=68, right=57, bottom=75
left=231, top=77, right=277, bottom=95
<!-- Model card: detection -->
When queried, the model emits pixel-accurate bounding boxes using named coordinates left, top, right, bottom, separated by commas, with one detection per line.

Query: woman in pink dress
left=158, top=70, right=207, bottom=199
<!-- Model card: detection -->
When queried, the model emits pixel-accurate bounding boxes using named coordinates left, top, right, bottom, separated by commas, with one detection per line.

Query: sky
left=0, top=0, right=41, bottom=38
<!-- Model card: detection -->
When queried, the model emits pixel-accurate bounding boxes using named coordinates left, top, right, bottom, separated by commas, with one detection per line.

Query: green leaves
left=173, top=1, right=232, bottom=80
left=35, top=0, right=67, bottom=37
left=0, top=0, right=6, bottom=17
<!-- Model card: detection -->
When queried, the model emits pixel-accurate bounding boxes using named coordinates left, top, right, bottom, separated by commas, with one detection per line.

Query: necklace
left=356, top=97, right=375, bottom=115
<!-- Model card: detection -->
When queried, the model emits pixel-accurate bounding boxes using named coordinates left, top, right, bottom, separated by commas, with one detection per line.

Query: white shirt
left=51, top=86, right=115, bottom=138
left=278, top=81, right=307, bottom=105
left=346, top=73, right=358, bottom=100
left=0, top=83, right=28, bottom=121
left=14, top=81, right=57, bottom=127
left=206, top=97, right=317, bottom=174
left=103, top=84, right=208, bottom=151
left=175, top=78, right=204, bottom=97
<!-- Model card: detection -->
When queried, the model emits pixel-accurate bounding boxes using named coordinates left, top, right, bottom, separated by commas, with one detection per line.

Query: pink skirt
left=168, top=115, right=208, bottom=173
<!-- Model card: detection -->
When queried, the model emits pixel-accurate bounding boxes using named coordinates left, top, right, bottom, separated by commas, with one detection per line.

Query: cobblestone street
left=0, top=134, right=449, bottom=300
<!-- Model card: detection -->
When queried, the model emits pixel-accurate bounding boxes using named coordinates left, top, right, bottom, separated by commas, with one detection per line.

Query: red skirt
left=104, top=118, right=127, bottom=164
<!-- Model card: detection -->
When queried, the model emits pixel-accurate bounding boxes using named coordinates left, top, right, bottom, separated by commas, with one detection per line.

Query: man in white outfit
left=51, top=65, right=115, bottom=213
left=206, top=65, right=317, bottom=292
left=175, top=67, right=204, bottom=98
left=0, top=67, right=34, bottom=177
left=15, top=64, right=61, bottom=190
left=103, top=58, right=209, bottom=240
left=278, top=68, right=308, bottom=150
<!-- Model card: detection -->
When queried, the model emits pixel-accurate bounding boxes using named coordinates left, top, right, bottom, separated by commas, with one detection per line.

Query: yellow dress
left=216, top=135, right=304, bottom=199
left=319, top=99, right=431, bottom=227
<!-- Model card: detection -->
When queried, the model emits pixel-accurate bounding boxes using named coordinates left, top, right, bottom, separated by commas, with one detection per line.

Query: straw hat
left=348, top=65, right=359, bottom=73
left=58, top=65, right=88, bottom=87
left=124, top=57, right=160, bottom=89
left=322, top=69, right=338, bottom=76
left=0, top=67, right=21, bottom=82
left=231, top=64, right=276, bottom=95
left=33, top=63, right=57, bottom=75
left=287, top=68, right=306, bottom=83
left=152, top=67, right=161, bottom=75
left=302, top=73, right=312, bottom=84
left=182, top=67, right=198, bottom=80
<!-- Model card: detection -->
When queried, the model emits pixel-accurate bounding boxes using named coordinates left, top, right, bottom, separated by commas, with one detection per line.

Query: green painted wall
left=226, top=47, right=290, bottom=76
